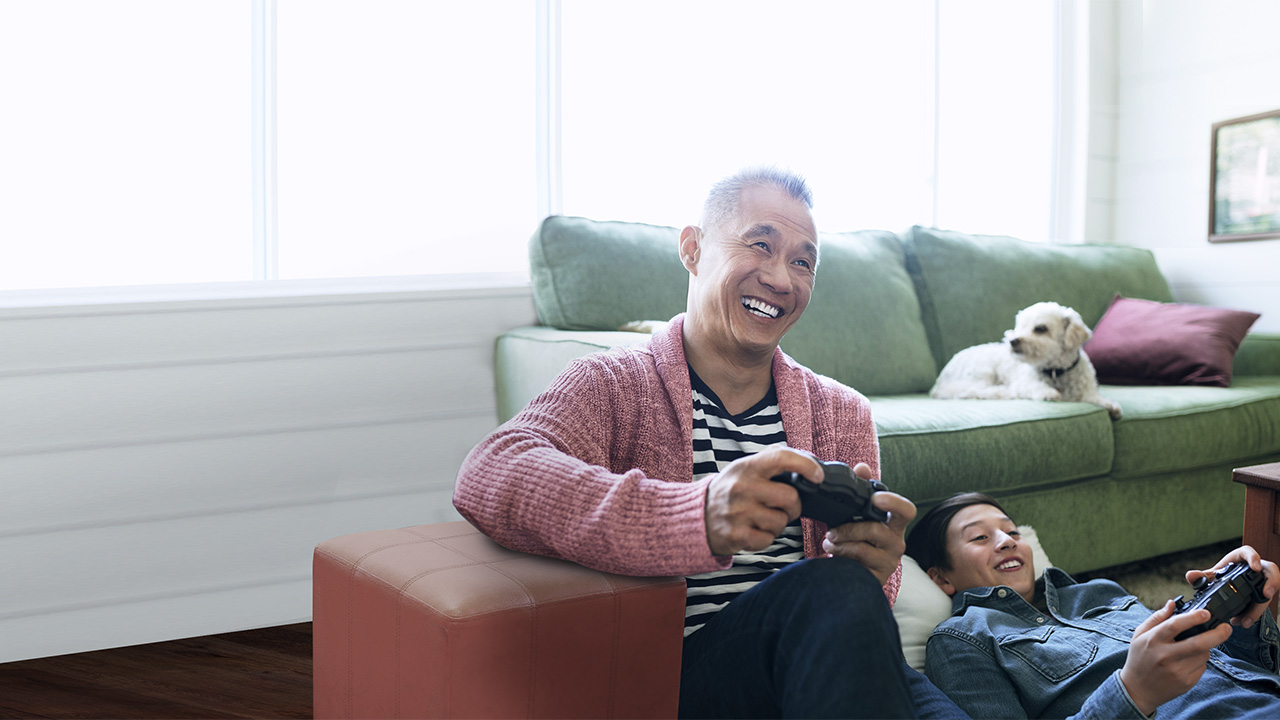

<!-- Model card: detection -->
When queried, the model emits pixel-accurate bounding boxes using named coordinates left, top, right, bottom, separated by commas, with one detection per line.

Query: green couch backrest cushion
left=781, top=230, right=937, bottom=395
left=900, top=226, right=1175, bottom=371
left=529, top=216, right=938, bottom=395
left=530, top=215, right=687, bottom=331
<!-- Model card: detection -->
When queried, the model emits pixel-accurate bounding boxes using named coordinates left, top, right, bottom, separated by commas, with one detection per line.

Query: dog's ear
left=1064, top=311, right=1091, bottom=347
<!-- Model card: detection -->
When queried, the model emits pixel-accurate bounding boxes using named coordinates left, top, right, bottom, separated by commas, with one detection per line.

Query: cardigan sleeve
left=453, top=353, right=729, bottom=577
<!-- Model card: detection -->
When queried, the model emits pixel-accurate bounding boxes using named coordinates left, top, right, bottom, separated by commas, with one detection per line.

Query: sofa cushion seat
left=871, top=397, right=1114, bottom=503
left=1104, top=378, right=1280, bottom=479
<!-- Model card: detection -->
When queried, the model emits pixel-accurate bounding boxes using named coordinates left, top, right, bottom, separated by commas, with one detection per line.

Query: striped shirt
left=684, top=366, right=800, bottom=638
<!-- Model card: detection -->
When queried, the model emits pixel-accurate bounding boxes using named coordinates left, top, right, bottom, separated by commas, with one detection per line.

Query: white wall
left=0, top=282, right=536, bottom=662
left=1111, top=0, right=1280, bottom=332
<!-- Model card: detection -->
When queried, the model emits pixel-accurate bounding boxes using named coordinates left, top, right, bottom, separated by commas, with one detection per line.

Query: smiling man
left=455, top=167, right=965, bottom=718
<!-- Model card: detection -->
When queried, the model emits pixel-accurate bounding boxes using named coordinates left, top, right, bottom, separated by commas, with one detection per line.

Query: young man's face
left=928, top=503, right=1037, bottom=603
left=683, top=185, right=818, bottom=361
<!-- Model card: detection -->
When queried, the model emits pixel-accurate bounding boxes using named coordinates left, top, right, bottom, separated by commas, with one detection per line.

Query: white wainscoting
left=0, top=282, right=536, bottom=662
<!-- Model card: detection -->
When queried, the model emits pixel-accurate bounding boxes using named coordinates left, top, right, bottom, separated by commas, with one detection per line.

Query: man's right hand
left=1119, top=599, right=1234, bottom=716
left=704, top=447, right=821, bottom=557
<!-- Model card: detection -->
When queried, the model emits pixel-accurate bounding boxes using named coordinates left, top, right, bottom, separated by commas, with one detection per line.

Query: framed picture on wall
left=1209, top=108, right=1280, bottom=242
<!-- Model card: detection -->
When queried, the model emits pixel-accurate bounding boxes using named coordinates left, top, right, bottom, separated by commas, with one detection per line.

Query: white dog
left=930, top=301, right=1122, bottom=420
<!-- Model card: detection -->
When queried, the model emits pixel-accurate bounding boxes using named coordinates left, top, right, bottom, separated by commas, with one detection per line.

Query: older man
left=455, top=167, right=963, bottom=718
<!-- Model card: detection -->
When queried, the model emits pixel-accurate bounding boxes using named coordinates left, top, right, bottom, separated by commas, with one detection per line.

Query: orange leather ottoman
left=313, top=521, right=687, bottom=718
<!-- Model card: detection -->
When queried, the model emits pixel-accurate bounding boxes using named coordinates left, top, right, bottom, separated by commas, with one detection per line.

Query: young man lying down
left=906, top=492, right=1280, bottom=719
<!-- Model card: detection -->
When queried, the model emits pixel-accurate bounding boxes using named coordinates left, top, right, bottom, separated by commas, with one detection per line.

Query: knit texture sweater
left=454, top=314, right=901, bottom=604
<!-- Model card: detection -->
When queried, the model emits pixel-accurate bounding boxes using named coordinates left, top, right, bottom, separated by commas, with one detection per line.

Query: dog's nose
left=1009, top=338, right=1022, bottom=350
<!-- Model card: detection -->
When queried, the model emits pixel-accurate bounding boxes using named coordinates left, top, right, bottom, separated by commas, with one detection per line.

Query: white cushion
left=894, top=524, right=1052, bottom=671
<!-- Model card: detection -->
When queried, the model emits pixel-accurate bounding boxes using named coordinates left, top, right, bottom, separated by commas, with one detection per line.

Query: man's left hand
left=820, top=463, right=916, bottom=586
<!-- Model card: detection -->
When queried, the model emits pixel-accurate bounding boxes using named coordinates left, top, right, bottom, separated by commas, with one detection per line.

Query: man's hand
left=820, top=463, right=916, bottom=586
left=1120, top=600, right=1233, bottom=716
left=704, top=447, right=821, bottom=557
left=1185, top=545, right=1279, bottom=629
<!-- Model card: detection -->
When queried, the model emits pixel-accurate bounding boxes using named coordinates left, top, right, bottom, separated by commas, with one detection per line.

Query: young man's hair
left=700, top=166, right=813, bottom=234
left=905, top=492, right=1010, bottom=572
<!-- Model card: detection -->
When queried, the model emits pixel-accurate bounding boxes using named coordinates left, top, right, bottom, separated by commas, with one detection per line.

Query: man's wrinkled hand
left=704, top=447, right=820, bottom=557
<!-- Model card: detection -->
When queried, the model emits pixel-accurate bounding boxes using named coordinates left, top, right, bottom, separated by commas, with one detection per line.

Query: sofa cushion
left=780, top=230, right=937, bottom=395
left=1235, top=334, right=1280, bottom=377
left=899, top=226, right=1175, bottom=372
left=1103, top=379, right=1280, bottom=479
left=530, top=216, right=687, bottom=331
left=1085, top=296, right=1260, bottom=387
left=871, top=396, right=1114, bottom=503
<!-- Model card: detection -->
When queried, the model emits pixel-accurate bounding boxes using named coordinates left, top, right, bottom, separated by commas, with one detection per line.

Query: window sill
left=0, top=273, right=533, bottom=316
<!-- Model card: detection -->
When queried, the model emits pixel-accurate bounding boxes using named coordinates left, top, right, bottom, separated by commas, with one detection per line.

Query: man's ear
left=679, top=226, right=702, bottom=274
left=926, top=566, right=957, bottom=597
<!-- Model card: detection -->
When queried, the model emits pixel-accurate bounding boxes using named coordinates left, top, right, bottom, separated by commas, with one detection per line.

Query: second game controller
left=1172, top=560, right=1269, bottom=641
left=770, top=460, right=889, bottom=527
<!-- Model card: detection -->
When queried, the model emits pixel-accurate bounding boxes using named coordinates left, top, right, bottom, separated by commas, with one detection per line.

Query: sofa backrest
left=528, top=215, right=939, bottom=395
left=900, top=226, right=1176, bottom=371
left=530, top=216, right=687, bottom=331
left=527, top=217, right=1180, bottom=394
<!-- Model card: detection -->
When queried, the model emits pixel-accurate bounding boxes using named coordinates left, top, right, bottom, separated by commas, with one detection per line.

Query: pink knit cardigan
left=454, top=314, right=901, bottom=605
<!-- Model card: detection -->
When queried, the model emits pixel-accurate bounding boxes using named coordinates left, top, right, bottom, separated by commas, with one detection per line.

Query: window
left=559, top=0, right=936, bottom=233
left=934, top=0, right=1056, bottom=241
left=0, top=1, right=251, bottom=291
left=275, top=0, right=537, bottom=279
left=560, top=0, right=1057, bottom=240
left=0, top=1, right=1060, bottom=294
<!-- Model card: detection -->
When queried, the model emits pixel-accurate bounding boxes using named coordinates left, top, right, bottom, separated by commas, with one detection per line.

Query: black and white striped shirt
left=684, top=366, right=800, bottom=638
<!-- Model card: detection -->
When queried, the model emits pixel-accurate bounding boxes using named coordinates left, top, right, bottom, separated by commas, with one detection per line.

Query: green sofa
left=495, top=216, right=1280, bottom=574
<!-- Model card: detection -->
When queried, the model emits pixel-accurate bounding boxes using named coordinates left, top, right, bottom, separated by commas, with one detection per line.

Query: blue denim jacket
left=925, top=568, right=1280, bottom=719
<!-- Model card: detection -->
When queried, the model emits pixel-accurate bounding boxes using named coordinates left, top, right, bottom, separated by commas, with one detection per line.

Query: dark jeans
left=679, top=557, right=969, bottom=719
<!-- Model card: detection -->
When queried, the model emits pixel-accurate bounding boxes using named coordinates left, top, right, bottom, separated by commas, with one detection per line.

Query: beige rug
left=1075, top=538, right=1245, bottom=610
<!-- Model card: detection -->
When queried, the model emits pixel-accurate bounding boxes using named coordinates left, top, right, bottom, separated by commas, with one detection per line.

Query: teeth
left=742, top=298, right=780, bottom=318
left=998, top=559, right=1023, bottom=570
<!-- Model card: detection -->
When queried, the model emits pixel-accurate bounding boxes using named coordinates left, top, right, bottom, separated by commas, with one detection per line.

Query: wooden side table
left=1233, top=462, right=1280, bottom=616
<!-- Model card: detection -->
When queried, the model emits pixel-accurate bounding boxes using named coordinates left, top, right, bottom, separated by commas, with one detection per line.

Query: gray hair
left=700, top=166, right=814, bottom=234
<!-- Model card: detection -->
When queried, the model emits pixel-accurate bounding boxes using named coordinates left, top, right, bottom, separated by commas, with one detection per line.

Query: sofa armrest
left=495, top=326, right=652, bottom=423
left=1234, top=333, right=1280, bottom=377
left=313, top=521, right=687, bottom=719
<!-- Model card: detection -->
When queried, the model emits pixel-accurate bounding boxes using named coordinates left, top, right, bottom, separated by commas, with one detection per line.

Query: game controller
left=770, top=460, right=889, bottom=527
left=1172, top=560, right=1269, bottom=641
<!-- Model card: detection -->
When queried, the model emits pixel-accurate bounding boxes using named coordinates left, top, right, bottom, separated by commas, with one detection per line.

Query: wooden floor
left=0, top=623, right=312, bottom=719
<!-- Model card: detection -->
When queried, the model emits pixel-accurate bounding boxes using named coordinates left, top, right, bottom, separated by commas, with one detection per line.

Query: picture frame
left=1209, top=108, right=1280, bottom=243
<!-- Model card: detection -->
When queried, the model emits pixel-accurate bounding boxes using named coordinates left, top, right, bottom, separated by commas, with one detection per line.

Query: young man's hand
left=1186, top=545, right=1279, bottom=629
left=1120, top=600, right=1233, bottom=716
left=820, top=463, right=916, bottom=586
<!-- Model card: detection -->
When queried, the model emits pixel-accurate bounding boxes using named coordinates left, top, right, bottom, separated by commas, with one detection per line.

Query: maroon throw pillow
left=1084, top=296, right=1260, bottom=387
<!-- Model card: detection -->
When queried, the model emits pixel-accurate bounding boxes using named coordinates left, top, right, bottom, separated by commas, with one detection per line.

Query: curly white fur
left=930, top=301, right=1122, bottom=420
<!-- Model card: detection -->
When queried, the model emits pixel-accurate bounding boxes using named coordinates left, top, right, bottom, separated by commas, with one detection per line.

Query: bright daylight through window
left=0, top=0, right=1055, bottom=294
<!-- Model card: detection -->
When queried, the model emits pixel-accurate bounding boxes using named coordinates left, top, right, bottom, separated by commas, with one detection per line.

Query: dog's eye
left=1034, top=325, right=1049, bottom=334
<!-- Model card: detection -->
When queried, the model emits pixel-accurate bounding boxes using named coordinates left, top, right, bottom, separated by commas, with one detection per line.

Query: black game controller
left=770, top=460, right=889, bottom=527
left=1172, top=561, right=1269, bottom=641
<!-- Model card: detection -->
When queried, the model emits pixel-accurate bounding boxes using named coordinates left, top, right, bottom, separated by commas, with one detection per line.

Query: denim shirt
left=925, top=568, right=1280, bottom=719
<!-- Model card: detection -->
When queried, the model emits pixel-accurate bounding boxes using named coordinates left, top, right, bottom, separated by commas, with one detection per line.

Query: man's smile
left=742, top=296, right=781, bottom=319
